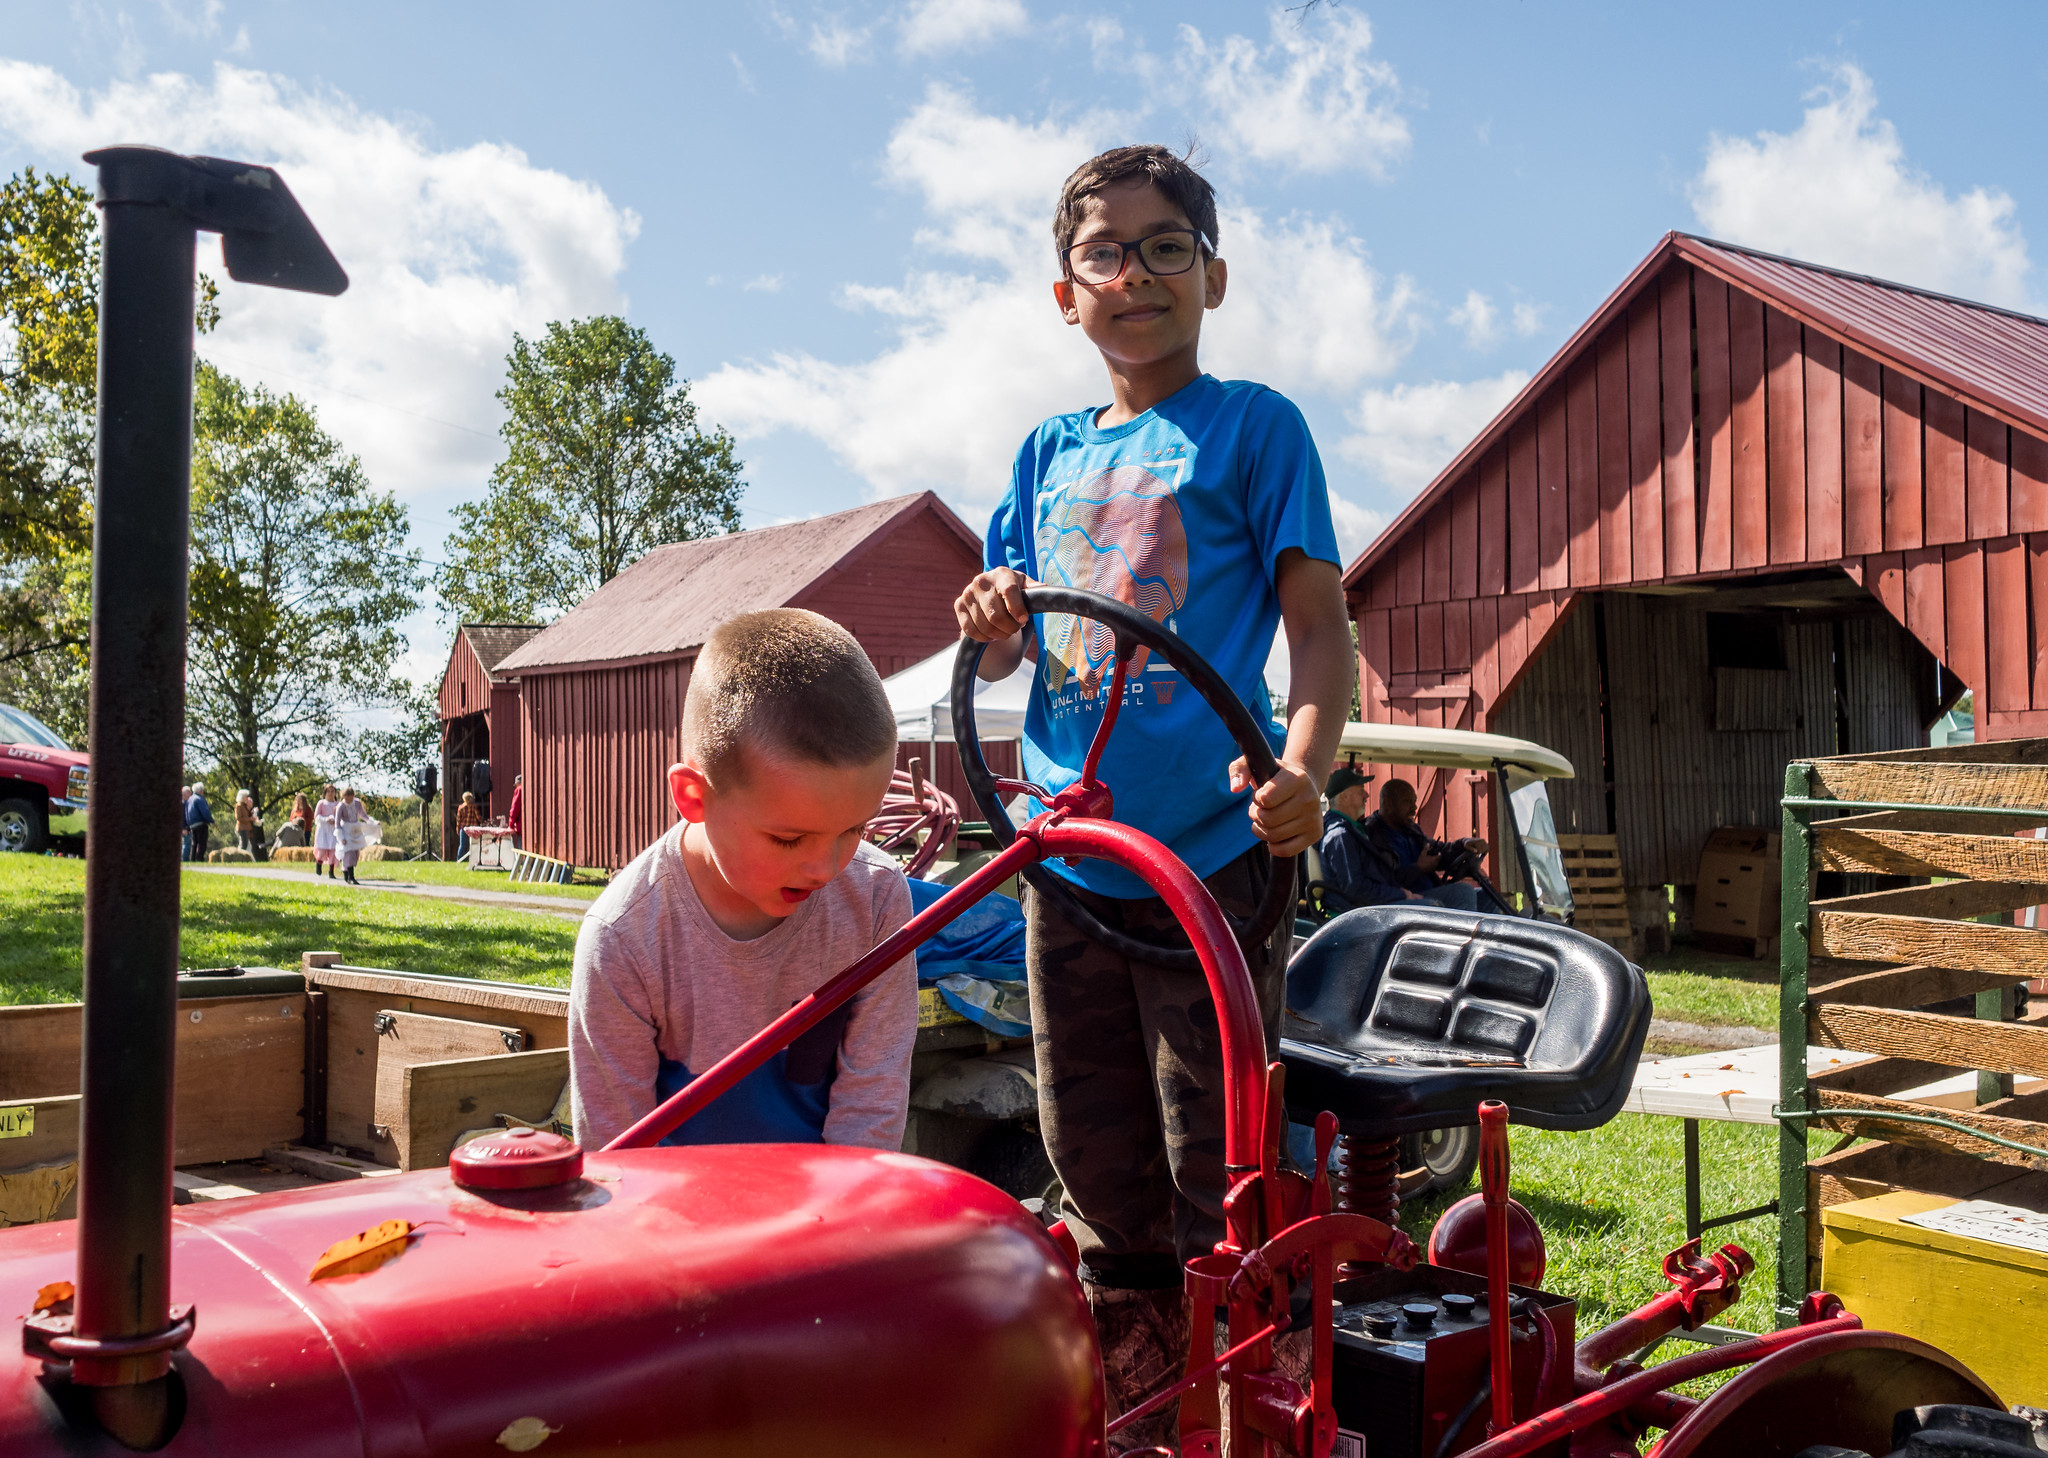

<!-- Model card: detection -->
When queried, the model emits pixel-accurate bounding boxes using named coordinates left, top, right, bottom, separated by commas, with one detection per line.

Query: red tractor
left=0, top=144, right=2024, bottom=1458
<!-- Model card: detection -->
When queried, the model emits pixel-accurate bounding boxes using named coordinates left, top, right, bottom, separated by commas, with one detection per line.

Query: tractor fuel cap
left=450, top=1127, right=583, bottom=1190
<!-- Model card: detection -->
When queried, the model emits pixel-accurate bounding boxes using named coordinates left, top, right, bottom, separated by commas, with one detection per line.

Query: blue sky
left=3, top=1, right=2045, bottom=686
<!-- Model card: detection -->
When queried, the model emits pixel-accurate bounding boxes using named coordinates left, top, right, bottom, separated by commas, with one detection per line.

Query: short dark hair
left=1380, top=777, right=1417, bottom=807
left=1053, top=144, right=1219, bottom=267
left=684, top=608, right=897, bottom=784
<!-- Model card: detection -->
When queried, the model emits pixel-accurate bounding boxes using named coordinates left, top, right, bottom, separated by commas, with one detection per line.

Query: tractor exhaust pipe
left=55, top=145, right=344, bottom=1450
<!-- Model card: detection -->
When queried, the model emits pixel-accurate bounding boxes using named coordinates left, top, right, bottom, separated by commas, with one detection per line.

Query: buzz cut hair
left=1053, top=143, right=1219, bottom=268
left=683, top=608, right=897, bottom=784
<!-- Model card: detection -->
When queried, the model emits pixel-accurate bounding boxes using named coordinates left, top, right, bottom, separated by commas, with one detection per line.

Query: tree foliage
left=437, top=316, right=744, bottom=622
left=187, top=364, right=422, bottom=818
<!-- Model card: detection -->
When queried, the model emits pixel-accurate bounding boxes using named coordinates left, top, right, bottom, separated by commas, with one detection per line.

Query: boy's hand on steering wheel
left=1231, top=756, right=1321, bottom=858
left=955, top=568, right=1034, bottom=641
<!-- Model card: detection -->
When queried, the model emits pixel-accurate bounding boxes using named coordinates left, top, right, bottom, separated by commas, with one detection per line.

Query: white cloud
left=1328, top=492, right=1391, bottom=565
left=1511, top=300, right=1547, bottom=337
left=741, top=273, right=784, bottom=293
left=1339, top=372, right=1529, bottom=494
left=694, top=84, right=1424, bottom=511
left=808, top=16, right=874, bottom=67
left=1690, top=63, right=2031, bottom=308
left=730, top=52, right=757, bottom=92
left=1449, top=290, right=1498, bottom=348
left=1179, top=8, right=1409, bottom=176
left=0, top=61, right=638, bottom=499
left=897, top=0, right=1028, bottom=58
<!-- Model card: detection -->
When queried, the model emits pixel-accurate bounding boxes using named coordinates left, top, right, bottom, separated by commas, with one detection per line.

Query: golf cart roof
left=1333, top=721, right=1574, bottom=784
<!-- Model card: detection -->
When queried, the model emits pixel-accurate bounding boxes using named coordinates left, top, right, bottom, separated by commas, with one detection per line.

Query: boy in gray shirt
left=570, top=608, right=916, bottom=1150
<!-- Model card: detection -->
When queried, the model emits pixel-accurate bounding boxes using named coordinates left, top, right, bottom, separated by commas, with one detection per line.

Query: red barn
left=493, top=492, right=987, bottom=870
left=1345, top=232, right=2048, bottom=942
left=435, top=623, right=543, bottom=858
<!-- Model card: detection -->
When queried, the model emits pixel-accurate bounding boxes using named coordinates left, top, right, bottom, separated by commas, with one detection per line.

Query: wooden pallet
left=1555, top=833, right=1632, bottom=951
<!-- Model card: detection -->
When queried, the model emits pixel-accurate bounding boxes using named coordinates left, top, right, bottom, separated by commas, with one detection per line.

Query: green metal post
left=1776, top=760, right=1815, bottom=1326
left=1977, top=981, right=2017, bottom=1105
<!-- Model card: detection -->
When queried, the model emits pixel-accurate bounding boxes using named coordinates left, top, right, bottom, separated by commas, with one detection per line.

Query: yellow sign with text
left=0, top=1105, right=33, bottom=1139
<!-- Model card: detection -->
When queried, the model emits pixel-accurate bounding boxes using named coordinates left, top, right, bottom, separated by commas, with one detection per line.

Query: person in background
left=234, top=789, right=261, bottom=854
left=1342, top=777, right=1488, bottom=912
left=184, top=783, right=214, bottom=862
left=455, top=790, right=482, bottom=861
left=180, top=785, right=193, bottom=861
left=290, top=791, right=314, bottom=840
left=312, top=783, right=340, bottom=879
left=506, top=774, right=524, bottom=849
left=335, top=785, right=367, bottom=886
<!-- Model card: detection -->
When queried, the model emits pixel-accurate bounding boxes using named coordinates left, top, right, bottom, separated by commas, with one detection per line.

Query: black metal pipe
left=74, top=183, right=196, bottom=1394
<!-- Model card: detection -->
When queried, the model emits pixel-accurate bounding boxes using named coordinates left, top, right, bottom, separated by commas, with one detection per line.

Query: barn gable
left=1344, top=233, right=2048, bottom=935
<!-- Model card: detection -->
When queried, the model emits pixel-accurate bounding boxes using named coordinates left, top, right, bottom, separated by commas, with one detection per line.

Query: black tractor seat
left=1280, top=906, right=1651, bottom=1137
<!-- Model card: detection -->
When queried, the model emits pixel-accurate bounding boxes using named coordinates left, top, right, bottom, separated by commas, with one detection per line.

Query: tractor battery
left=1327, top=1264, right=1576, bottom=1458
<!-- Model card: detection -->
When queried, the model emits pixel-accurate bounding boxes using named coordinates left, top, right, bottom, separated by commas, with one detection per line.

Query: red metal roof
left=461, top=624, right=544, bottom=682
left=495, top=492, right=978, bottom=675
left=1345, top=231, right=2048, bottom=586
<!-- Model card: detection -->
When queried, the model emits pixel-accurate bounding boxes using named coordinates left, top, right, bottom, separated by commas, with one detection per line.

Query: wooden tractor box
left=0, top=954, right=569, bottom=1224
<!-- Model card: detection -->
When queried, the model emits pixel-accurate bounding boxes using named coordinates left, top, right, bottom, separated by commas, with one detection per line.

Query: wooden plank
left=2014, top=429, right=2048, bottom=536
left=1496, top=594, right=1530, bottom=695
left=1883, top=368, right=1924, bottom=551
left=262, top=1144, right=402, bottom=1182
left=0, top=1158, right=76, bottom=1227
left=1986, top=535, right=2029, bottom=715
left=372, top=1008, right=529, bottom=1158
left=0, top=1095, right=79, bottom=1173
left=1471, top=598, right=1500, bottom=720
left=311, top=968, right=571, bottom=1023
left=1812, top=1003, right=2048, bottom=1078
left=1805, top=330, right=1844, bottom=561
left=1814, top=878, right=2048, bottom=921
left=1479, top=443, right=1509, bottom=598
left=403, top=1048, right=570, bottom=1172
left=1362, top=610, right=1392, bottom=721
left=1810, top=1139, right=2048, bottom=1228
left=1966, top=409, right=2010, bottom=541
left=1659, top=262, right=1697, bottom=578
left=1443, top=597, right=1472, bottom=674
left=1367, top=562, right=1396, bottom=611
left=1923, top=390, right=1968, bottom=547
left=1397, top=526, right=1423, bottom=606
left=1943, top=543, right=1988, bottom=703
left=1903, top=546, right=1945, bottom=663
left=1810, top=1057, right=1971, bottom=1098
left=1597, top=323, right=1632, bottom=584
left=1390, top=605, right=1418, bottom=678
left=1416, top=602, right=1445, bottom=675
left=0, top=1004, right=81, bottom=1100
left=1424, top=499, right=1452, bottom=604
left=1810, top=963, right=2023, bottom=1010
left=1695, top=271, right=1734, bottom=573
left=1451, top=472, right=1479, bottom=601
left=1815, top=823, right=2048, bottom=881
left=1815, top=912, right=2048, bottom=977
left=175, top=994, right=307, bottom=1165
left=1728, top=286, right=1768, bottom=569
left=1809, top=758, right=2048, bottom=810
left=1566, top=358, right=1600, bottom=587
left=1865, top=550, right=1905, bottom=626
left=1627, top=293, right=1664, bottom=580
left=1765, top=305, right=1807, bottom=563
left=1535, top=387, right=1569, bottom=592
left=1813, top=1088, right=2048, bottom=1173
left=1842, top=349, right=1886, bottom=555
left=1822, top=807, right=2048, bottom=836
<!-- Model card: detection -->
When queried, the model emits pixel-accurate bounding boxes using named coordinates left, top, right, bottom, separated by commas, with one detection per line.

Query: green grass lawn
left=0, top=856, right=577, bottom=1005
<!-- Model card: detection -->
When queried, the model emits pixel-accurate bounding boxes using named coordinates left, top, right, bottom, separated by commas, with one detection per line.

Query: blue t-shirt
left=985, top=375, right=1340, bottom=898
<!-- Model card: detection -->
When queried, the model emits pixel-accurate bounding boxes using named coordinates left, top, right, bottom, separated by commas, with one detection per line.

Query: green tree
left=187, top=363, right=423, bottom=819
left=437, top=315, right=744, bottom=622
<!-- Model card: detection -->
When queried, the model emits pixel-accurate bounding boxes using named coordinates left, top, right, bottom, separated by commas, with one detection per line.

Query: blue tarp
left=906, top=876, right=1031, bottom=1038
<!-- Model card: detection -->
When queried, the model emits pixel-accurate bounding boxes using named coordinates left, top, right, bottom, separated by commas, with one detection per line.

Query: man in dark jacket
left=184, top=783, right=214, bottom=862
left=1319, top=773, right=1487, bottom=913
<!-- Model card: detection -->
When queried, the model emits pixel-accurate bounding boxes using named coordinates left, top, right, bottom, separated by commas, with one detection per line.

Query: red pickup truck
left=0, top=703, right=88, bottom=853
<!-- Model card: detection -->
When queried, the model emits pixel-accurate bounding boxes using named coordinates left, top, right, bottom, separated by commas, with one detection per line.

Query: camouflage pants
left=1023, top=846, right=1290, bottom=1290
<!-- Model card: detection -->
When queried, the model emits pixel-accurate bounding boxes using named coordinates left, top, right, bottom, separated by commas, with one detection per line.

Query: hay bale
left=360, top=845, right=405, bottom=862
left=268, top=846, right=317, bottom=863
left=206, top=848, right=255, bottom=864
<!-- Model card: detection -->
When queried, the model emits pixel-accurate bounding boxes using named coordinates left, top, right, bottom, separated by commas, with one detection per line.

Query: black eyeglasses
left=1062, top=229, right=1209, bottom=286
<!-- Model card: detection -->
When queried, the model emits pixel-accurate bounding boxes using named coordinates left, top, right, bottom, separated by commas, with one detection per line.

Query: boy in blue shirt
left=955, top=144, right=1353, bottom=1441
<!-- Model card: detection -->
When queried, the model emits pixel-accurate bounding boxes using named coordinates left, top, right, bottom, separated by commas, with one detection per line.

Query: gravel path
left=186, top=864, right=590, bottom=923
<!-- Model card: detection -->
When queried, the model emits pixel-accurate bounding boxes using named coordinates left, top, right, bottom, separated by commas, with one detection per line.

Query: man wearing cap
left=1319, top=770, right=1488, bottom=913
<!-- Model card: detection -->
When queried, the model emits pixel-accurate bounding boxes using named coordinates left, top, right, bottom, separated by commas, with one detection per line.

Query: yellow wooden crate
left=1821, top=1189, right=2045, bottom=1406
left=917, top=986, right=970, bottom=1030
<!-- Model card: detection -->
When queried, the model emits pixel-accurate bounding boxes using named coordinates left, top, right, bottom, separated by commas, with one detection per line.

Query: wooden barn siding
left=520, top=656, right=692, bottom=870
left=488, top=683, right=522, bottom=821
left=1352, top=256, right=2048, bottom=869
left=437, top=634, right=493, bottom=720
left=794, top=510, right=984, bottom=681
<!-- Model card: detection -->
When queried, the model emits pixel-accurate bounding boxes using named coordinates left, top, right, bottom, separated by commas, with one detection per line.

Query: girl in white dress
left=336, top=787, right=367, bottom=885
left=312, top=784, right=340, bottom=878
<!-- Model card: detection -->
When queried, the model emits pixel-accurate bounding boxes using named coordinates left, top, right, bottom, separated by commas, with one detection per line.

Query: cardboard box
left=1695, top=826, right=1780, bottom=956
left=1822, top=1189, right=2047, bottom=1406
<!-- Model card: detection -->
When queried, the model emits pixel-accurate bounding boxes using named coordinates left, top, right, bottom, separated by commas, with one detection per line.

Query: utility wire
left=200, top=348, right=501, bottom=440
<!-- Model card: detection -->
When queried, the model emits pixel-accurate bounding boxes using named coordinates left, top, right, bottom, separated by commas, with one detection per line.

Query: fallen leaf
left=32, top=1281, right=73, bottom=1314
left=1717, top=1089, right=1741, bottom=1097
left=498, top=1417, right=561, bottom=1451
left=310, top=1219, right=415, bottom=1281
left=1718, top=1064, right=1735, bottom=1071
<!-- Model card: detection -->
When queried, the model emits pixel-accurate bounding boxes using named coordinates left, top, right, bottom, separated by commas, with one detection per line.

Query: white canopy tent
left=884, top=643, right=1036, bottom=743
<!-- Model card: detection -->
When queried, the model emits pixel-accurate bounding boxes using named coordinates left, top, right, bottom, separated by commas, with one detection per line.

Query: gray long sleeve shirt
left=569, top=825, right=917, bottom=1151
